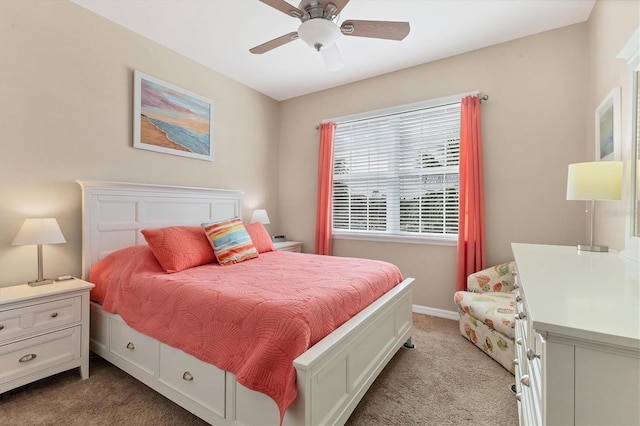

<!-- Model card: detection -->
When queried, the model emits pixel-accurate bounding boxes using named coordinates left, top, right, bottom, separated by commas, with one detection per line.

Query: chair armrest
left=467, top=261, right=516, bottom=293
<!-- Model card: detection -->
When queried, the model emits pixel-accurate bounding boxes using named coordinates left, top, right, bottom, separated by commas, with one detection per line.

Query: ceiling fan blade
left=340, top=20, right=410, bottom=41
left=259, top=0, right=303, bottom=18
left=323, top=0, right=349, bottom=15
left=250, top=32, right=299, bottom=54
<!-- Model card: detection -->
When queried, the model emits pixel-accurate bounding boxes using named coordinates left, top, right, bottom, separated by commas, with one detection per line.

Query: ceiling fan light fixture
left=321, top=43, right=344, bottom=71
left=297, top=18, right=340, bottom=51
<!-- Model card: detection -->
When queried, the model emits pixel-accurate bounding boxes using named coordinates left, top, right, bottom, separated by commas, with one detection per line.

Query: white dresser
left=0, top=278, right=94, bottom=393
left=511, top=243, right=640, bottom=425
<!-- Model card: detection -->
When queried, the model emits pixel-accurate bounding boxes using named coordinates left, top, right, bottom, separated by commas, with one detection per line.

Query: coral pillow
left=141, top=226, right=216, bottom=273
left=245, top=222, right=275, bottom=253
left=201, top=218, right=259, bottom=265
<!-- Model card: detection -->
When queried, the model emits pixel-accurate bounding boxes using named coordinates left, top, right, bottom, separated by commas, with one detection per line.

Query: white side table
left=0, top=278, right=94, bottom=393
left=273, top=241, right=302, bottom=253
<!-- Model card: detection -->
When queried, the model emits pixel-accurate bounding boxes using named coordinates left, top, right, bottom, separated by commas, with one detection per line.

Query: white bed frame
left=78, top=180, right=414, bottom=426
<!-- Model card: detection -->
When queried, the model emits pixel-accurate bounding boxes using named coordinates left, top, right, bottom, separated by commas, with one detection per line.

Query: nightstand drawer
left=273, top=241, right=302, bottom=252
left=0, top=296, right=82, bottom=342
left=0, top=326, right=81, bottom=384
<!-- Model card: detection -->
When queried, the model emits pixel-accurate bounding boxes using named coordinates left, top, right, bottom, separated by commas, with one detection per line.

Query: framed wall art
left=133, top=71, right=214, bottom=161
left=595, top=86, right=621, bottom=161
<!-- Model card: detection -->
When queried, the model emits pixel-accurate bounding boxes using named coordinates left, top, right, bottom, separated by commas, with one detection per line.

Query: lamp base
left=577, top=244, right=609, bottom=252
left=28, top=278, right=54, bottom=287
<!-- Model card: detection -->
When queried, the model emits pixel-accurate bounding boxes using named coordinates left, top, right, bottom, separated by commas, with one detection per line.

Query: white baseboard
left=412, top=304, right=459, bottom=321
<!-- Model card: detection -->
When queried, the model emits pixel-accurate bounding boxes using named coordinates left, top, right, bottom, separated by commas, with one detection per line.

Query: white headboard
left=77, top=180, right=243, bottom=280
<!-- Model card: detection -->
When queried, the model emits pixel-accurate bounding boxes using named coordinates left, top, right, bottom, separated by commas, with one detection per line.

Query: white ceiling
left=71, top=0, right=595, bottom=101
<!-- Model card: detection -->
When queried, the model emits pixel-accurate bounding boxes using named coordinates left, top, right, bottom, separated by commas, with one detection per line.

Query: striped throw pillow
left=201, top=218, right=259, bottom=265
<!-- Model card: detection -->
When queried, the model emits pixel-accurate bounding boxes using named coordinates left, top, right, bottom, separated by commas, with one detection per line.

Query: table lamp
left=250, top=209, right=271, bottom=225
left=566, top=161, right=622, bottom=252
left=13, top=218, right=66, bottom=286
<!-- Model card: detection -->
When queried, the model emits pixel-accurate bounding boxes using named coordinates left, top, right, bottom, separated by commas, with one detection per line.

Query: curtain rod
left=315, top=93, right=489, bottom=129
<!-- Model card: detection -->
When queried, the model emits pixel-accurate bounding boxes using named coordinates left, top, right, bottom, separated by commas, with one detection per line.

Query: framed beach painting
left=595, top=86, right=621, bottom=161
left=133, top=71, right=214, bottom=161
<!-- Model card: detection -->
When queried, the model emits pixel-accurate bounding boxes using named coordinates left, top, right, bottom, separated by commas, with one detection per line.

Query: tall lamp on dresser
left=566, top=161, right=622, bottom=252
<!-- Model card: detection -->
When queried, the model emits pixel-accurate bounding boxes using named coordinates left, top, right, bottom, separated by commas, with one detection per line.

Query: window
left=332, top=95, right=463, bottom=242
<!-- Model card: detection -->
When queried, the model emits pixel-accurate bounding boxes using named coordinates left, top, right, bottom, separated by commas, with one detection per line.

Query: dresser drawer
left=159, top=344, right=226, bottom=417
left=110, top=319, right=159, bottom=376
left=0, top=326, right=81, bottom=384
left=0, top=296, right=81, bottom=342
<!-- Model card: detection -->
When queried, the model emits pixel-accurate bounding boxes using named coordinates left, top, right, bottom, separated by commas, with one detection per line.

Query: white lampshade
left=566, top=161, right=623, bottom=201
left=298, top=18, right=341, bottom=51
left=13, top=218, right=66, bottom=286
left=13, top=218, right=66, bottom=246
left=250, top=209, right=271, bottom=225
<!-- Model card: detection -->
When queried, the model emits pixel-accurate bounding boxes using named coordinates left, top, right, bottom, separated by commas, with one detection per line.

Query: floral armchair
left=454, top=262, right=517, bottom=374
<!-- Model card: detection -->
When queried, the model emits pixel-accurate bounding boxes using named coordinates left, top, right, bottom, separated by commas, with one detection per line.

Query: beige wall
left=587, top=1, right=640, bottom=250
left=279, top=24, right=590, bottom=312
left=0, top=1, right=280, bottom=286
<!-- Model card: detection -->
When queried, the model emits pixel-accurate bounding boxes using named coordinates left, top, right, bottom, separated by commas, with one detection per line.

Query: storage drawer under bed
left=109, top=319, right=159, bottom=376
left=159, top=343, right=227, bottom=418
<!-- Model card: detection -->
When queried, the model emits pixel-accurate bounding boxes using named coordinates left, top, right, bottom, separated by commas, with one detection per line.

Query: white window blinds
left=333, top=101, right=461, bottom=239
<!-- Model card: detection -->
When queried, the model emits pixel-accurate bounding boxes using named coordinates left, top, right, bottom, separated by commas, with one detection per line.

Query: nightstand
left=0, top=278, right=94, bottom=393
left=273, top=241, right=302, bottom=253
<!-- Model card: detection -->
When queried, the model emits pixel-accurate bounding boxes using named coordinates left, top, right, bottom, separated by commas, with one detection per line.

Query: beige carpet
left=0, top=314, right=518, bottom=425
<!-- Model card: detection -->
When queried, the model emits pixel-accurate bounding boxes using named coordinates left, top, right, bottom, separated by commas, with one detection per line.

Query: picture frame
left=133, top=71, right=214, bottom=161
left=595, top=86, right=621, bottom=161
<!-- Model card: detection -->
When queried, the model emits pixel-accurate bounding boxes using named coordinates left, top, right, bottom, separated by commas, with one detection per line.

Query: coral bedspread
left=89, top=246, right=403, bottom=418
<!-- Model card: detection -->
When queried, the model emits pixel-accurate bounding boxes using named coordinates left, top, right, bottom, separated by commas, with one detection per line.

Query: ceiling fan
left=250, top=0, right=410, bottom=70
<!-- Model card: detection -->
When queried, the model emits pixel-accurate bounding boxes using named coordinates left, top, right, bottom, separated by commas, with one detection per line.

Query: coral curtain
left=315, top=122, right=336, bottom=255
left=456, top=95, right=486, bottom=291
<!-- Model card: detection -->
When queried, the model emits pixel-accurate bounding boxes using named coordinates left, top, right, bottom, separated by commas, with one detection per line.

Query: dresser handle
left=126, top=342, right=135, bottom=350
left=516, top=337, right=523, bottom=346
left=513, top=282, right=520, bottom=289
left=513, top=358, right=519, bottom=366
left=514, top=312, right=526, bottom=320
left=526, top=348, right=540, bottom=361
left=50, top=312, right=58, bottom=318
left=521, top=375, right=530, bottom=387
left=515, top=392, right=522, bottom=401
left=182, top=371, right=194, bottom=381
left=515, top=295, right=522, bottom=303
left=19, top=353, right=37, bottom=363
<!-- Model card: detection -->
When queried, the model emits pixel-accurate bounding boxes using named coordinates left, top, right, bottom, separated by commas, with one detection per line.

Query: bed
left=78, top=180, right=414, bottom=426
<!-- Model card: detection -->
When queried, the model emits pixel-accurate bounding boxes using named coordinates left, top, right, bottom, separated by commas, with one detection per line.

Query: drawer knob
left=514, top=312, right=526, bottom=320
left=513, top=358, right=519, bottom=366
left=19, top=353, right=37, bottom=363
left=51, top=312, right=58, bottom=318
left=515, top=392, right=522, bottom=401
left=513, top=283, right=520, bottom=289
left=521, top=375, right=530, bottom=387
left=515, top=295, right=522, bottom=303
left=126, top=342, right=135, bottom=350
left=516, top=337, right=523, bottom=346
left=182, top=371, right=194, bottom=381
left=526, top=348, right=540, bottom=361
